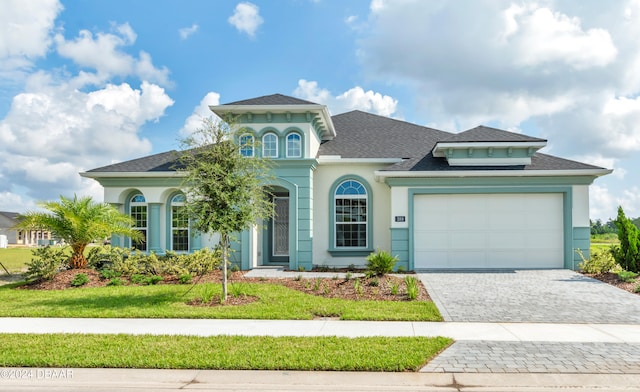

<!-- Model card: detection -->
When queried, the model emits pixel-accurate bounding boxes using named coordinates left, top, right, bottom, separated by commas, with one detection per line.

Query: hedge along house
left=81, top=94, right=611, bottom=271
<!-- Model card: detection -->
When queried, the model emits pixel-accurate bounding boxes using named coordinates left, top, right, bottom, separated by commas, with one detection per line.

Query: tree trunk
left=221, top=233, right=228, bottom=302
left=71, top=243, right=87, bottom=269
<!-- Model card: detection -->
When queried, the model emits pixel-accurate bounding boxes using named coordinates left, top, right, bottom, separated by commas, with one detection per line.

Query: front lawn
left=0, top=282, right=442, bottom=321
left=0, top=334, right=452, bottom=371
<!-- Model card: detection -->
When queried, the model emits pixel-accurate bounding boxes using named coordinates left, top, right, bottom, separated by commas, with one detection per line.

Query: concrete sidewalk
left=2, top=317, right=640, bottom=343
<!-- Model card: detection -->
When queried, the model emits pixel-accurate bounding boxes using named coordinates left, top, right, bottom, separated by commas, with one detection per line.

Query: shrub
left=577, top=248, right=618, bottom=274
left=617, top=270, right=639, bottom=283
left=130, top=274, right=147, bottom=285
left=86, top=245, right=130, bottom=270
left=366, top=250, right=398, bottom=276
left=23, top=246, right=70, bottom=281
left=147, top=275, right=163, bottom=285
left=229, top=282, right=247, bottom=298
left=345, top=272, right=353, bottom=281
left=368, top=277, right=379, bottom=287
left=178, top=274, right=192, bottom=284
left=612, top=206, right=640, bottom=273
left=635, top=284, right=640, bottom=294
left=353, top=279, right=363, bottom=295
left=70, top=273, right=89, bottom=287
left=99, top=269, right=121, bottom=280
left=198, top=284, right=217, bottom=303
left=390, top=281, right=400, bottom=295
left=405, top=276, right=419, bottom=301
left=107, top=278, right=124, bottom=286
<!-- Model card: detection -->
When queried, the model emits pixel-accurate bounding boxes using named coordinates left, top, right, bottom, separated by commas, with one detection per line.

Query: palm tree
left=16, top=195, right=143, bottom=269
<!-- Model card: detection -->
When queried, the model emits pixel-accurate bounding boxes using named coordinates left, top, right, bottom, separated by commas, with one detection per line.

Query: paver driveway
left=418, top=269, right=640, bottom=324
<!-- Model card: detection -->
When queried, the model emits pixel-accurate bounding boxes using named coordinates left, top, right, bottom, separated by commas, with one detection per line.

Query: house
left=0, top=211, right=53, bottom=246
left=81, top=94, right=611, bottom=271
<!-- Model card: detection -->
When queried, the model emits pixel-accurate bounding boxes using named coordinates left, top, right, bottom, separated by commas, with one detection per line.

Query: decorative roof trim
left=433, top=141, right=547, bottom=157
left=210, top=104, right=336, bottom=140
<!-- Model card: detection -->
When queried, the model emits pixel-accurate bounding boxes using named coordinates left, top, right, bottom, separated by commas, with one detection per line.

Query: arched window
left=262, top=133, right=278, bottom=158
left=334, top=180, right=367, bottom=248
left=286, top=133, right=301, bottom=158
left=171, top=194, right=189, bottom=251
left=129, top=193, right=147, bottom=251
left=239, top=134, right=254, bottom=157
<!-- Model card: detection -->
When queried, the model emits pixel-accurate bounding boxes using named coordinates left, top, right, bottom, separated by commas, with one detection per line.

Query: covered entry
left=413, top=193, right=564, bottom=269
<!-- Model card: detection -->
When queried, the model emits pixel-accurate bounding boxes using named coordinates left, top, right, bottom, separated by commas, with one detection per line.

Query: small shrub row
left=23, top=246, right=71, bottom=282
left=577, top=248, right=619, bottom=274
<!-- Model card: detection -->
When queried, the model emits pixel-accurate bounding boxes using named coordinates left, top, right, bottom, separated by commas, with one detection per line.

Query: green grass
left=0, top=282, right=442, bottom=321
left=0, top=248, right=34, bottom=272
left=0, top=334, right=452, bottom=371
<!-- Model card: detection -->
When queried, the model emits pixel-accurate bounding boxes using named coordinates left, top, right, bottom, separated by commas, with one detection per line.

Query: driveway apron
left=418, top=269, right=640, bottom=324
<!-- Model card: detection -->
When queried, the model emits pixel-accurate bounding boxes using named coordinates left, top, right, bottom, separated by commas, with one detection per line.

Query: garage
left=413, top=193, right=564, bottom=269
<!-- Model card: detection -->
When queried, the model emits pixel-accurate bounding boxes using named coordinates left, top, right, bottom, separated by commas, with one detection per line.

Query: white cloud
left=179, top=24, right=199, bottom=40
left=0, top=0, right=62, bottom=81
left=358, top=0, right=640, bottom=158
left=294, top=79, right=398, bottom=117
left=55, top=23, right=170, bottom=86
left=502, top=5, right=617, bottom=69
left=228, top=2, right=264, bottom=38
left=591, top=183, right=640, bottom=220
left=0, top=73, right=174, bottom=205
left=179, top=92, right=221, bottom=137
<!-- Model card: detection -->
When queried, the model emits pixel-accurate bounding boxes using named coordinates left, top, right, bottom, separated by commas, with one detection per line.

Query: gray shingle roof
left=85, top=101, right=606, bottom=175
left=440, top=125, right=547, bottom=143
left=85, top=151, right=182, bottom=173
left=224, top=94, right=317, bottom=106
left=318, top=110, right=452, bottom=158
left=382, top=152, right=604, bottom=172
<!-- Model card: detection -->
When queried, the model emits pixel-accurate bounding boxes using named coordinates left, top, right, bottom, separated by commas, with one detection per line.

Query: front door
left=270, top=196, right=289, bottom=262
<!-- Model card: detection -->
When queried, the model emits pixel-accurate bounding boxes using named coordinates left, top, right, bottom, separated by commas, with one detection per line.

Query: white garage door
left=414, top=193, right=564, bottom=269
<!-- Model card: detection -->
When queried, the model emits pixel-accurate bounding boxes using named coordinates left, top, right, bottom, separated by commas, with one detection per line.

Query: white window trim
left=334, top=187, right=368, bottom=249
left=262, top=133, right=278, bottom=158
left=170, top=194, right=189, bottom=252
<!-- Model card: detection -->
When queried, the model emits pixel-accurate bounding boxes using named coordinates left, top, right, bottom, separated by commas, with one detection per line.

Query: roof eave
left=80, top=171, right=187, bottom=179
left=374, top=168, right=613, bottom=182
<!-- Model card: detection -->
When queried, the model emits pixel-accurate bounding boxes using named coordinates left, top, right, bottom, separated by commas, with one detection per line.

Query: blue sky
left=1, top=0, right=639, bottom=221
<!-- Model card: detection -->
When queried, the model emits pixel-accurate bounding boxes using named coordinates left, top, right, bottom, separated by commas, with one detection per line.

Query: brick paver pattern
left=421, top=341, right=640, bottom=374
left=418, top=270, right=640, bottom=324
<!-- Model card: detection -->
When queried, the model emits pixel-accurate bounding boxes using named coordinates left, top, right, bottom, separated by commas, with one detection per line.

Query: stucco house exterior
left=81, top=94, right=611, bottom=271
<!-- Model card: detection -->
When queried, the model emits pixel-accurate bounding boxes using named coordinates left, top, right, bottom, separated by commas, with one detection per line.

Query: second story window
left=240, top=134, right=254, bottom=157
left=262, top=133, right=278, bottom=158
left=286, top=133, right=301, bottom=158
left=129, top=193, right=147, bottom=251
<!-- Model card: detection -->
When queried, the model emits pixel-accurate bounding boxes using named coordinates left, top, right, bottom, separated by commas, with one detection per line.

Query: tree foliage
left=178, top=117, right=273, bottom=301
left=612, top=206, right=640, bottom=273
left=15, top=195, right=142, bottom=268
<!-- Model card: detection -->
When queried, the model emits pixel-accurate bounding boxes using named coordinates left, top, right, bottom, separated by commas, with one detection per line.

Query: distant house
left=82, top=94, right=611, bottom=271
left=0, top=211, right=53, bottom=246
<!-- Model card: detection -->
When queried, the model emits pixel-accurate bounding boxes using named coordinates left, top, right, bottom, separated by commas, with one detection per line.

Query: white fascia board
left=317, top=156, right=404, bottom=165
left=374, top=168, right=613, bottom=180
left=446, top=157, right=532, bottom=166
left=80, top=171, right=187, bottom=179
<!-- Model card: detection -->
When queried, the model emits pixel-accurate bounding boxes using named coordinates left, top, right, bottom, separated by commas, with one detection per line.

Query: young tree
left=179, top=117, right=273, bottom=301
left=613, top=206, right=640, bottom=273
left=16, top=195, right=142, bottom=268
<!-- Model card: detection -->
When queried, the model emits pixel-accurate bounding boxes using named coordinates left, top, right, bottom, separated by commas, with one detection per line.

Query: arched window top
left=171, top=194, right=185, bottom=204
left=131, top=194, right=146, bottom=203
left=335, top=180, right=366, bottom=197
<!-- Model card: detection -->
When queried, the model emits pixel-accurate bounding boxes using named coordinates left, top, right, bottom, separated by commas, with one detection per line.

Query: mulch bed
left=16, top=269, right=431, bottom=303
left=583, top=272, right=639, bottom=295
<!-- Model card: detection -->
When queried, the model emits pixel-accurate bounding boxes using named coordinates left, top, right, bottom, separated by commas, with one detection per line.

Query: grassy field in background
left=0, top=247, right=37, bottom=272
left=0, top=334, right=453, bottom=371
